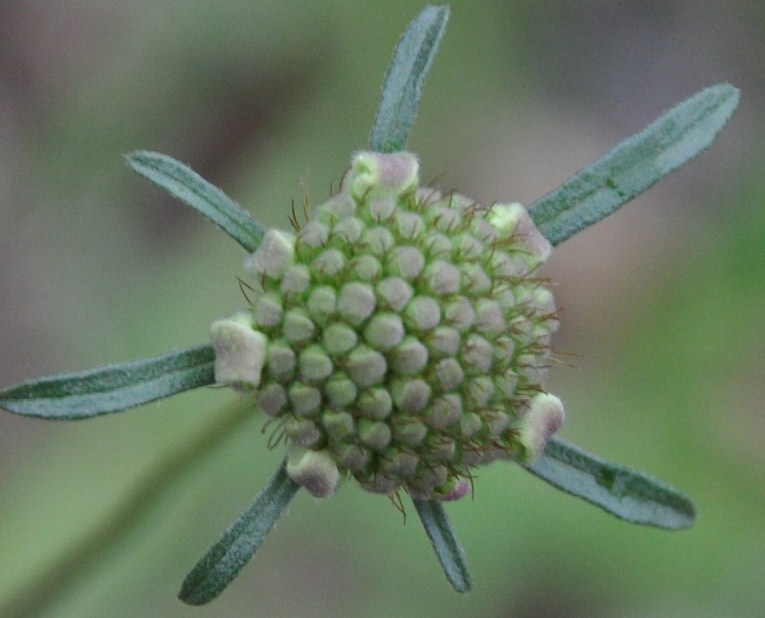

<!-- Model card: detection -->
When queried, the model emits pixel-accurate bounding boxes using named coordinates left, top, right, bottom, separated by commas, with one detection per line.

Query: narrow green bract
left=127, top=150, right=265, bottom=252
left=179, top=460, right=299, bottom=605
left=529, top=84, right=740, bottom=246
left=526, top=437, right=697, bottom=529
left=368, top=6, right=449, bottom=153
left=413, top=499, right=472, bottom=592
left=0, top=345, right=215, bottom=419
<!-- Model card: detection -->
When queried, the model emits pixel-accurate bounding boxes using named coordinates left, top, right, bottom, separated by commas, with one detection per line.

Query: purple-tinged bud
left=347, top=151, right=419, bottom=200
left=424, top=259, right=461, bottom=296
left=436, top=477, right=470, bottom=501
left=490, top=202, right=552, bottom=265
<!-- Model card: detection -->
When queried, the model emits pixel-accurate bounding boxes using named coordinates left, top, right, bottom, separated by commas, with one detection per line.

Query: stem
left=0, top=400, right=258, bottom=618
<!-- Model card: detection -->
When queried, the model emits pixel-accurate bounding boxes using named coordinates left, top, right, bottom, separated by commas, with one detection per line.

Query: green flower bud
left=283, top=309, right=315, bottom=343
left=346, top=345, right=387, bottom=387
left=358, top=419, right=392, bottom=451
left=380, top=448, right=419, bottom=477
left=212, top=150, right=564, bottom=501
left=364, top=313, right=405, bottom=350
left=404, top=295, right=441, bottom=331
left=338, top=282, right=376, bottom=325
left=356, top=387, right=393, bottom=420
left=288, top=382, right=322, bottom=417
left=256, top=382, right=287, bottom=416
left=376, top=277, right=413, bottom=311
left=322, top=323, right=357, bottom=356
left=390, top=337, right=429, bottom=375
left=253, top=293, right=283, bottom=328
left=324, top=373, right=358, bottom=408
left=266, top=339, right=297, bottom=381
left=307, top=286, right=337, bottom=323
left=427, top=393, right=462, bottom=428
left=298, top=345, right=333, bottom=383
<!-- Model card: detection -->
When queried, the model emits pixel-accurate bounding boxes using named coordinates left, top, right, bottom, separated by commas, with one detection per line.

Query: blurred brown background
left=1, top=1, right=763, bottom=617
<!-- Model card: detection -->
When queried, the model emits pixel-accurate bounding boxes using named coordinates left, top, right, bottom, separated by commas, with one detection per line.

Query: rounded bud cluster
left=211, top=151, right=564, bottom=500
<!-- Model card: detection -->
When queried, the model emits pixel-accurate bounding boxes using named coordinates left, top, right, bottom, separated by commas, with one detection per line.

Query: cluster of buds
left=210, top=151, right=564, bottom=501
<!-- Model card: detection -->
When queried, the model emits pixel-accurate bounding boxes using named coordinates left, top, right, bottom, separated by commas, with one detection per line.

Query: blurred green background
left=1, top=1, right=763, bottom=617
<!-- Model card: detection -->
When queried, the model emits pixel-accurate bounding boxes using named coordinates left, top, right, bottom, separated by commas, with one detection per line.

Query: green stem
left=0, top=400, right=258, bottom=618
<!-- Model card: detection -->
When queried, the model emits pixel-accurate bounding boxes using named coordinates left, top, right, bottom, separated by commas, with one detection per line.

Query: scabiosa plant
left=0, top=4, right=739, bottom=608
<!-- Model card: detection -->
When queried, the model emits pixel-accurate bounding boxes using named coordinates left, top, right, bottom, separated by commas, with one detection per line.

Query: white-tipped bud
left=312, top=248, right=346, bottom=278
left=396, top=211, right=425, bottom=239
left=210, top=314, right=267, bottom=389
left=429, top=326, right=461, bottom=357
left=286, top=446, right=340, bottom=498
left=475, top=299, right=505, bottom=334
left=518, top=393, right=565, bottom=462
left=491, top=202, right=552, bottom=264
left=348, top=151, right=419, bottom=200
left=297, top=220, right=328, bottom=251
left=244, top=230, right=295, bottom=279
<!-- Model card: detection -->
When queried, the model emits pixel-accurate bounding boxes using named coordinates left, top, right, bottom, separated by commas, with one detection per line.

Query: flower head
left=211, top=151, right=564, bottom=500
